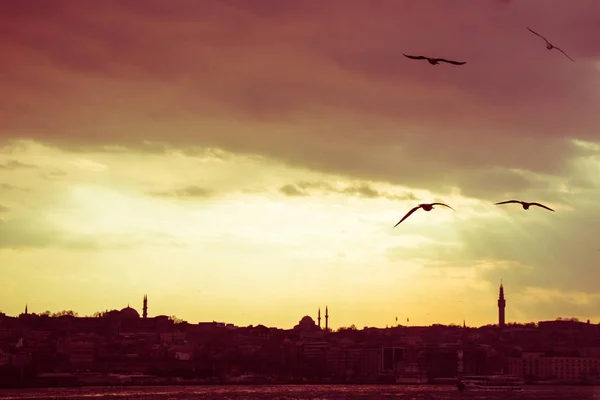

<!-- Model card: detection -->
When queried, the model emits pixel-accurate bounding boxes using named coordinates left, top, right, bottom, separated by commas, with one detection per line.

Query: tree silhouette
left=169, top=315, right=184, bottom=324
left=51, top=310, right=78, bottom=317
left=91, top=311, right=107, bottom=318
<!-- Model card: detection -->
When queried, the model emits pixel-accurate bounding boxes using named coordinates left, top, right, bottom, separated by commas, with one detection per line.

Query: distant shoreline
left=1, top=381, right=599, bottom=389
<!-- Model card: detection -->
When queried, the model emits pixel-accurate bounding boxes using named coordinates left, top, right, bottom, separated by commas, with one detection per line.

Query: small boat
left=457, top=374, right=523, bottom=391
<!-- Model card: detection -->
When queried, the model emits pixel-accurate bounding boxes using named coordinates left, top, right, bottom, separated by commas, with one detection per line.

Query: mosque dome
left=294, top=315, right=318, bottom=331
left=299, top=316, right=315, bottom=325
left=120, top=306, right=140, bottom=319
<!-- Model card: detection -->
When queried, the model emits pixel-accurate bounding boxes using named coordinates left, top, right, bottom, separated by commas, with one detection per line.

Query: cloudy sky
left=1, top=0, right=600, bottom=329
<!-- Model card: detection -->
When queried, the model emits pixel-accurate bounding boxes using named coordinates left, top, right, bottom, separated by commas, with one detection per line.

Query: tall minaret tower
left=325, top=306, right=329, bottom=331
left=142, top=294, right=148, bottom=319
left=498, top=280, right=506, bottom=328
left=317, top=308, right=321, bottom=328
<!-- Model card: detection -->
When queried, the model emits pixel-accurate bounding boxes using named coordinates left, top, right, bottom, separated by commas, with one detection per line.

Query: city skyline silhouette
left=2, top=282, right=590, bottom=331
left=1, top=281, right=598, bottom=389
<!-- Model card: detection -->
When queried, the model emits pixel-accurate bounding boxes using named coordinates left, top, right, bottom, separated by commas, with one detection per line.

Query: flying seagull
left=526, top=27, right=574, bottom=62
left=393, top=203, right=455, bottom=227
left=495, top=200, right=554, bottom=212
left=403, top=54, right=466, bottom=66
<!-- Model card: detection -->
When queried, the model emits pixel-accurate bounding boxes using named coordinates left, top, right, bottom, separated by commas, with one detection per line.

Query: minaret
left=142, top=294, right=148, bottom=319
left=498, top=280, right=506, bottom=328
left=325, top=306, right=329, bottom=331
left=25, top=304, right=28, bottom=315
left=317, top=308, right=321, bottom=328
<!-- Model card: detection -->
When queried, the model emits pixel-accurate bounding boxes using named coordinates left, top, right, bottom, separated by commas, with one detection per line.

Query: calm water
left=1, top=385, right=600, bottom=400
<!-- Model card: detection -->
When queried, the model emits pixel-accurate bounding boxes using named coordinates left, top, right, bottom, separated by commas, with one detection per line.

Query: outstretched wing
left=553, top=46, right=575, bottom=62
left=435, top=58, right=466, bottom=65
left=495, top=200, right=523, bottom=206
left=430, top=202, right=455, bottom=211
left=530, top=202, right=555, bottom=212
left=393, top=206, right=421, bottom=227
left=526, top=27, right=550, bottom=44
left=403, top=54, right=427, bottom=60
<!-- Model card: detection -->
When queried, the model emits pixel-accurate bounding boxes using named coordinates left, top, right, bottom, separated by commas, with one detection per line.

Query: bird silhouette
left=403, top=54, right=466, bottom=66
left=495, top=200, right=555, bottom=212
left=393, top=203, right=455, bottom=227
left=526, top=27, right=574, bottom=62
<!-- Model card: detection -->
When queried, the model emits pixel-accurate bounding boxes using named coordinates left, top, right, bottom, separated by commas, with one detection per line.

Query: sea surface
left=1, top=385, right=600, bottom=400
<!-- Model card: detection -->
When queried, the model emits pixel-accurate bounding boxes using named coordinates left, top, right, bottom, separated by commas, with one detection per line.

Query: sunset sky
left=1, top=0, right=600, bottom=329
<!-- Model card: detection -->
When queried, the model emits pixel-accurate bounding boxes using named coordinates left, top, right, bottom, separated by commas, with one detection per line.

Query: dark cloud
left=279, top=180, right=417, bottom=201
left=0, top=183, right=29, bottom=192
left=149, top=185, right=214, bottom=199
left=0, top=140, right=32, bottom=154
left=69, top=141, right=174, bottom=155
left=0, top=0, right=599, bottom=200
left=39, top=169, right=68, bottom=180
left=0, top=160, right=36, bottom=170
left=279, top=184, right=305, bottom=197
left=0, top=183, right=18, bottom=191
left=178, top=147, right=231, bottom=160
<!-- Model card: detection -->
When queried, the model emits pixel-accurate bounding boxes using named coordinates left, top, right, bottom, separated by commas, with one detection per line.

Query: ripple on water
left=0, top=385, right=599, bottom=400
